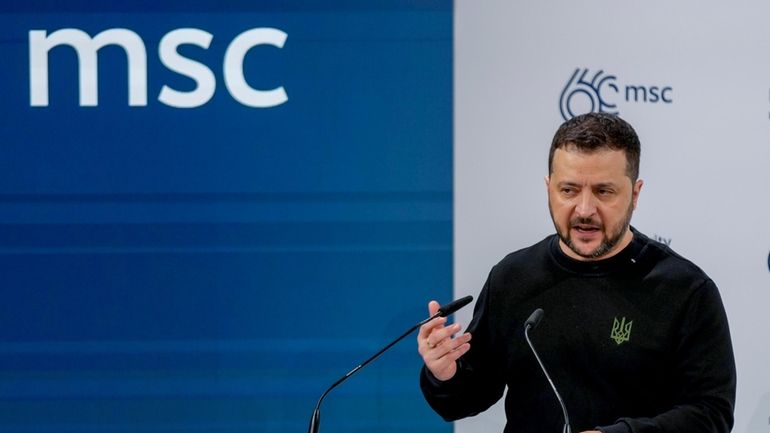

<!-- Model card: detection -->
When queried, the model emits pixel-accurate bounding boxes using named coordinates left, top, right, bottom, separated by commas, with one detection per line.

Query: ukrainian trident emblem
left=610, top=317, right=633, bottom=345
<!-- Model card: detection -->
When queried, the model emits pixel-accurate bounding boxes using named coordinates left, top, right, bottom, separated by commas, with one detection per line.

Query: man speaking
left=417, top=113, right=736, bottom=433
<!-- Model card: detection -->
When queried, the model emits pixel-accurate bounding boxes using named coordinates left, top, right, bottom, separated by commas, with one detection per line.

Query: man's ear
left=632, top=179, right=644, bottom=209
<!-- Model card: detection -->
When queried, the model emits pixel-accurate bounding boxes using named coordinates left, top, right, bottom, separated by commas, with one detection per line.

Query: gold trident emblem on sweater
left=610, top=317, right=633, bottom=345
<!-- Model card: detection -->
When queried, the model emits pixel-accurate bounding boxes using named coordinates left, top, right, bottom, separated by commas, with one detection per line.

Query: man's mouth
left=572, top=224, right=601, bottom=234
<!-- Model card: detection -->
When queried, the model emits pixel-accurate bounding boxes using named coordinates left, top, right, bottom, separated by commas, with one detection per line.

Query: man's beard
left=550, top=200, right=634, bottom=260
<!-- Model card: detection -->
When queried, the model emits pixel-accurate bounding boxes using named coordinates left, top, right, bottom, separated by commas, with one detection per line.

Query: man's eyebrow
left=555, top=181, right=619, bottom=188
left=594, top=182, right=619, bottom=189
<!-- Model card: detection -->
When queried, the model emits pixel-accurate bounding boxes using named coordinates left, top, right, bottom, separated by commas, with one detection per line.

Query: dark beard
left=550, top=200, right=634, bottom=260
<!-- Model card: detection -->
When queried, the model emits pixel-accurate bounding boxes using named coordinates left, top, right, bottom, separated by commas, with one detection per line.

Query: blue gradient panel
left=0, top=2, right=452, bottom=433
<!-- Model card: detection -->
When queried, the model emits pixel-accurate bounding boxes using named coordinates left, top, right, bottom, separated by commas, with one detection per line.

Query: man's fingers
left=428, top=322, right=463, bottom=346
left=418, top=300, right=470, bottom=360
left=425, top=339, right=471, bottom=374
left=418, top=300, right=471, bottom=382
left=438, top=331, right=471, bottom=353
left=418, top=316, right=446, bottom=340
left=425, top=331, right=471, bottom=361
left=442, top=342, right=471, bottom=361
left=418, top=301, right=443, bottom=341
left=428, top=300, right=440, bottom=316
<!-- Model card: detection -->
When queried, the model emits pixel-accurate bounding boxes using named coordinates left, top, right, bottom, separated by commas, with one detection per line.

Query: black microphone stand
left=308, top=295, right=473, bottom=433
left=524, top=308, right=571, bottom=433
left=308, top=313, right=439, bottom=433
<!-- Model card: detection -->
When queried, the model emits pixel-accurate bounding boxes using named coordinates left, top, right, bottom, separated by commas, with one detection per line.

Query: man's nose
left=574, top=190, right=598, bottom=217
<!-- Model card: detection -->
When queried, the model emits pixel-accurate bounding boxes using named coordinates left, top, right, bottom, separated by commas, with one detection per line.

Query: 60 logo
left=559, top=68, right=673, bottom=120
left=559, top=69, right=619, bottom=120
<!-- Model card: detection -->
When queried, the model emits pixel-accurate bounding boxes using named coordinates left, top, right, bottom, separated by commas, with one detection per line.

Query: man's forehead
left=551, top=147, right=630, bottom=179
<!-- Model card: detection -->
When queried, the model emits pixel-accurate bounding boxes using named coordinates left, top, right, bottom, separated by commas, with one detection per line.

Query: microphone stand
left=308, top=295, right=473, bottom=433
left=307, top=312, right=440, bottom=433
left=525, top=309, right=571, bottom=433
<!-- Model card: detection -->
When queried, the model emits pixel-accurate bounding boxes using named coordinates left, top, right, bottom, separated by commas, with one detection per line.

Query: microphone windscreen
left=438, top=295, right=474, bottom=317
left=525, top=308, right=544, bottom=329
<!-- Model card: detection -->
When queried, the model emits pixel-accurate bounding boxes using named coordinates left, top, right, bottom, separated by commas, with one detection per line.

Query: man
left=418, top=113, right=736, bottom=433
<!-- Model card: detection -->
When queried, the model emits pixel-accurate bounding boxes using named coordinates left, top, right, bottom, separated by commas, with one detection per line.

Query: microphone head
left=525, top=308, right=544, bottom=330
left=438, top=295, right=473, bottom=317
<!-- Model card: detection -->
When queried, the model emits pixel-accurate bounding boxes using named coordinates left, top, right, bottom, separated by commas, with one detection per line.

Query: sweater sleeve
left=419, top=274, right=507, bottom=421
left=603, top=279, right=736, bottom=433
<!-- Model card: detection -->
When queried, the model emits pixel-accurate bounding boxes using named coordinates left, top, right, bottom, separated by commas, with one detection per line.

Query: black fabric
left=420, top=229, right=736, bottom=433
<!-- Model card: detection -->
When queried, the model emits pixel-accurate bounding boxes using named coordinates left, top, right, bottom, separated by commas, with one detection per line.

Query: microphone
left=308, top=295, right=474, bottom=433
left=524, top=308, right=571, bottom=433
left=437, top=295, right=473, bottom=318
left=525, top=308, right=544, bottom=329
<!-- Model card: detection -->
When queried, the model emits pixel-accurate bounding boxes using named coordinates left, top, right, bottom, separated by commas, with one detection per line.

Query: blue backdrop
left=0, top=1, right=452, bottom=432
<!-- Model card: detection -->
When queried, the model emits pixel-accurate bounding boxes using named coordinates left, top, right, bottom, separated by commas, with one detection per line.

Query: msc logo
left=559, top=68, right=673, bottom=120
left=29, top=27, right=288, bottom=109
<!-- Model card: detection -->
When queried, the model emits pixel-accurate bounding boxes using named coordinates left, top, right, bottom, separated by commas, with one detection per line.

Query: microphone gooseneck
left=308, top=296, right=474, bottom=433
left=524, top=308, right=572, bottom=433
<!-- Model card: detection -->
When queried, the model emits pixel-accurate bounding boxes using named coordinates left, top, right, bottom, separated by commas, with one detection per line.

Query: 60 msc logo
left=559, top=69, right=673, bottom=120
left=29, top=27, right=288, bottom=108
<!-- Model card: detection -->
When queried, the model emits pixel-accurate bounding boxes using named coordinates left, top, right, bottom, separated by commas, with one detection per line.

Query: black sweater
left=421, top=229, right=736, bottom=433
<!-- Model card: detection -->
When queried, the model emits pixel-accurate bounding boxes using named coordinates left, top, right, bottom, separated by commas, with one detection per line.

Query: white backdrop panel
left=454, top=1, right=770, bottom=433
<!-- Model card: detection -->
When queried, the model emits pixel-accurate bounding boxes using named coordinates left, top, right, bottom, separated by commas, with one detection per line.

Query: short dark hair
left=548, top=112, right=641, bottom=181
